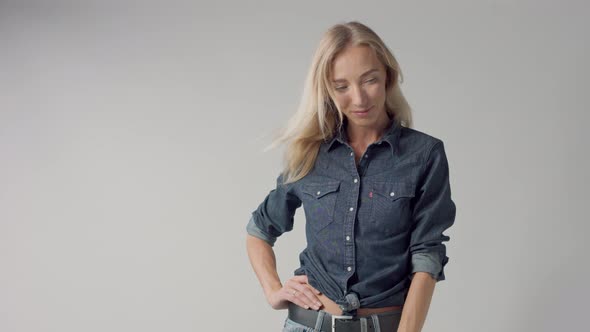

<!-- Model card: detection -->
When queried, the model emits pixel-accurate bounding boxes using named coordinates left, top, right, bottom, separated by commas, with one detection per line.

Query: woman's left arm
left=398, top=140, right=456, bottom=332
left=396, top=272, right=436, bottom=332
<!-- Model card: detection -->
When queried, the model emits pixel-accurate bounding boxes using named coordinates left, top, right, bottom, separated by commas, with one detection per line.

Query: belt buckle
left=331, top=314, right=354, bottom=332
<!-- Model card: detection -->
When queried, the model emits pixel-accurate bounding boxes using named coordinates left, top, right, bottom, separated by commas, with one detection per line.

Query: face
left=329, top=45, right=388, bottom=128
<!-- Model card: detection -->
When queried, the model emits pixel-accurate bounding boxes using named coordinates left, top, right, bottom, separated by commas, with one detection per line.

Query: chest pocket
left=301, top=181, right=341, bottom=232
left=371, top=181, right=415, bottom=236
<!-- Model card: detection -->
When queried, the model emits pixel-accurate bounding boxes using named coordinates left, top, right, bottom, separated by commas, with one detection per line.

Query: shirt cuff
left=246, top=215, right=277, bottom=247
left=410, top=252, right=444, bottom=281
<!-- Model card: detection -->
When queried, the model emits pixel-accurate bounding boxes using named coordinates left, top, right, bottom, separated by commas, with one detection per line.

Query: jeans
left=281, top=311, right=401, bottom=332
left=282, top=317, right=316, bottom=332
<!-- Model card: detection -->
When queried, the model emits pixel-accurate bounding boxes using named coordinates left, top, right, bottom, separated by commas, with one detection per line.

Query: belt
left=287, top=302, right=402, bottom=332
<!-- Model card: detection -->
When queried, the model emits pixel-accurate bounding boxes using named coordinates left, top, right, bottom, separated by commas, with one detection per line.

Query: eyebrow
left=332, top=68, right=380, bottom=83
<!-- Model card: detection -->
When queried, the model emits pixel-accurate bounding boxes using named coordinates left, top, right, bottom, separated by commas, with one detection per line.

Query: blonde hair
left=265, top=21, right=413, bottom=184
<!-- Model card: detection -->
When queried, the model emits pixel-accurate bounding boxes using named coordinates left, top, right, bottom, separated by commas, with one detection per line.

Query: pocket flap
left=372, top=181, right=415, bottom=201
left=302, top=181, right=341, bottom=199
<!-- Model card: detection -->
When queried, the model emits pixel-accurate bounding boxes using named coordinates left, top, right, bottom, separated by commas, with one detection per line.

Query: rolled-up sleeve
left=246, top=173, right=302, bottom=247
left=409, top=140, right=456, bottom=282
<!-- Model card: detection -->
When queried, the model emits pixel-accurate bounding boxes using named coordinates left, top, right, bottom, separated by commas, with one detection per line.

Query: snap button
left=317, top=191, right=321, bottom=195
left=390, top=192, right=395, bottom=197
left=340, top=292, right=361, bottom=311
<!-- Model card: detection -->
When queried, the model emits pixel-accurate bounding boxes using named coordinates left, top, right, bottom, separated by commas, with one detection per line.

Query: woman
left=246, top=21, right=456, bottom=332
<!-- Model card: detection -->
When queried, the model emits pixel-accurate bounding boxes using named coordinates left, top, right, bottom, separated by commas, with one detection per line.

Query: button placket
left=345, top=177, right=359, bottom=245
left=343, top=155, right=359, bottom=279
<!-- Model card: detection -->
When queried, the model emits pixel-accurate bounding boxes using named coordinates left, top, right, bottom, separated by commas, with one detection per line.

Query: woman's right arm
left=246, top=173, right=322, bottom=310
left=246, top=234, right=322, bottom=311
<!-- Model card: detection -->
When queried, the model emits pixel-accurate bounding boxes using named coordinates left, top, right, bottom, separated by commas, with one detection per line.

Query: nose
left=351, top=85, right=369, bottom=108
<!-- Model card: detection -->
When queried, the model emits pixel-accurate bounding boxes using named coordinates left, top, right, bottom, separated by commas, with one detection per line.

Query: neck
left=346, top=113, right=392, bottom=146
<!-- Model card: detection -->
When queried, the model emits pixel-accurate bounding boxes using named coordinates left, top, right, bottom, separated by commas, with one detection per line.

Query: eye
left=334, top=78, right=376, bottom=92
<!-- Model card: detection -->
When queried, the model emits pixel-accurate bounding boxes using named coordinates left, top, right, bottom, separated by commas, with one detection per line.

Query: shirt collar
left=326, top=115, right=401, bottom=158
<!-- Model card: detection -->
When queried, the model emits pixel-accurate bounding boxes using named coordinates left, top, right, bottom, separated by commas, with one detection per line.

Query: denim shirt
left=246, top=117, right=456, bottom=315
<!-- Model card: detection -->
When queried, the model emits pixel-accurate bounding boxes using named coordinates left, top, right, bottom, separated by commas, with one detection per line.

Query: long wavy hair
left=264, top=21, right=413, bottom=185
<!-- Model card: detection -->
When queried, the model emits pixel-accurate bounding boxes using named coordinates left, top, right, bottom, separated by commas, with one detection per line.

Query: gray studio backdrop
left=1, top=1, right=588, bottom=331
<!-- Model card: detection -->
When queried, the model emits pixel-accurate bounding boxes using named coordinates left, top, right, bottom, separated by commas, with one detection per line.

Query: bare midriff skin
left=307, top=281, right=403, bottom=317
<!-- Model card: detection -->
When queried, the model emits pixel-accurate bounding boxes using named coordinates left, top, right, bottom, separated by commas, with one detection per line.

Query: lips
left=353, top=106, right=372, bottom=113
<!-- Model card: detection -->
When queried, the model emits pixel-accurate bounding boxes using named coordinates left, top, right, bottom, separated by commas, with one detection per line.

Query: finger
left=285, top=288, right=311, bottom=310
left=289, top=275, right=321, bottom=295
left=292, top=283, right=322, bottom=310
left=291, top=275, right=308, bottom=283
left=287, top=277, right=322, bottom=304
left=285, top=285, right=318, bottom=310
left=305, top=283, right=322, bottom=295
left=290, top=297, right=312, bottom=311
